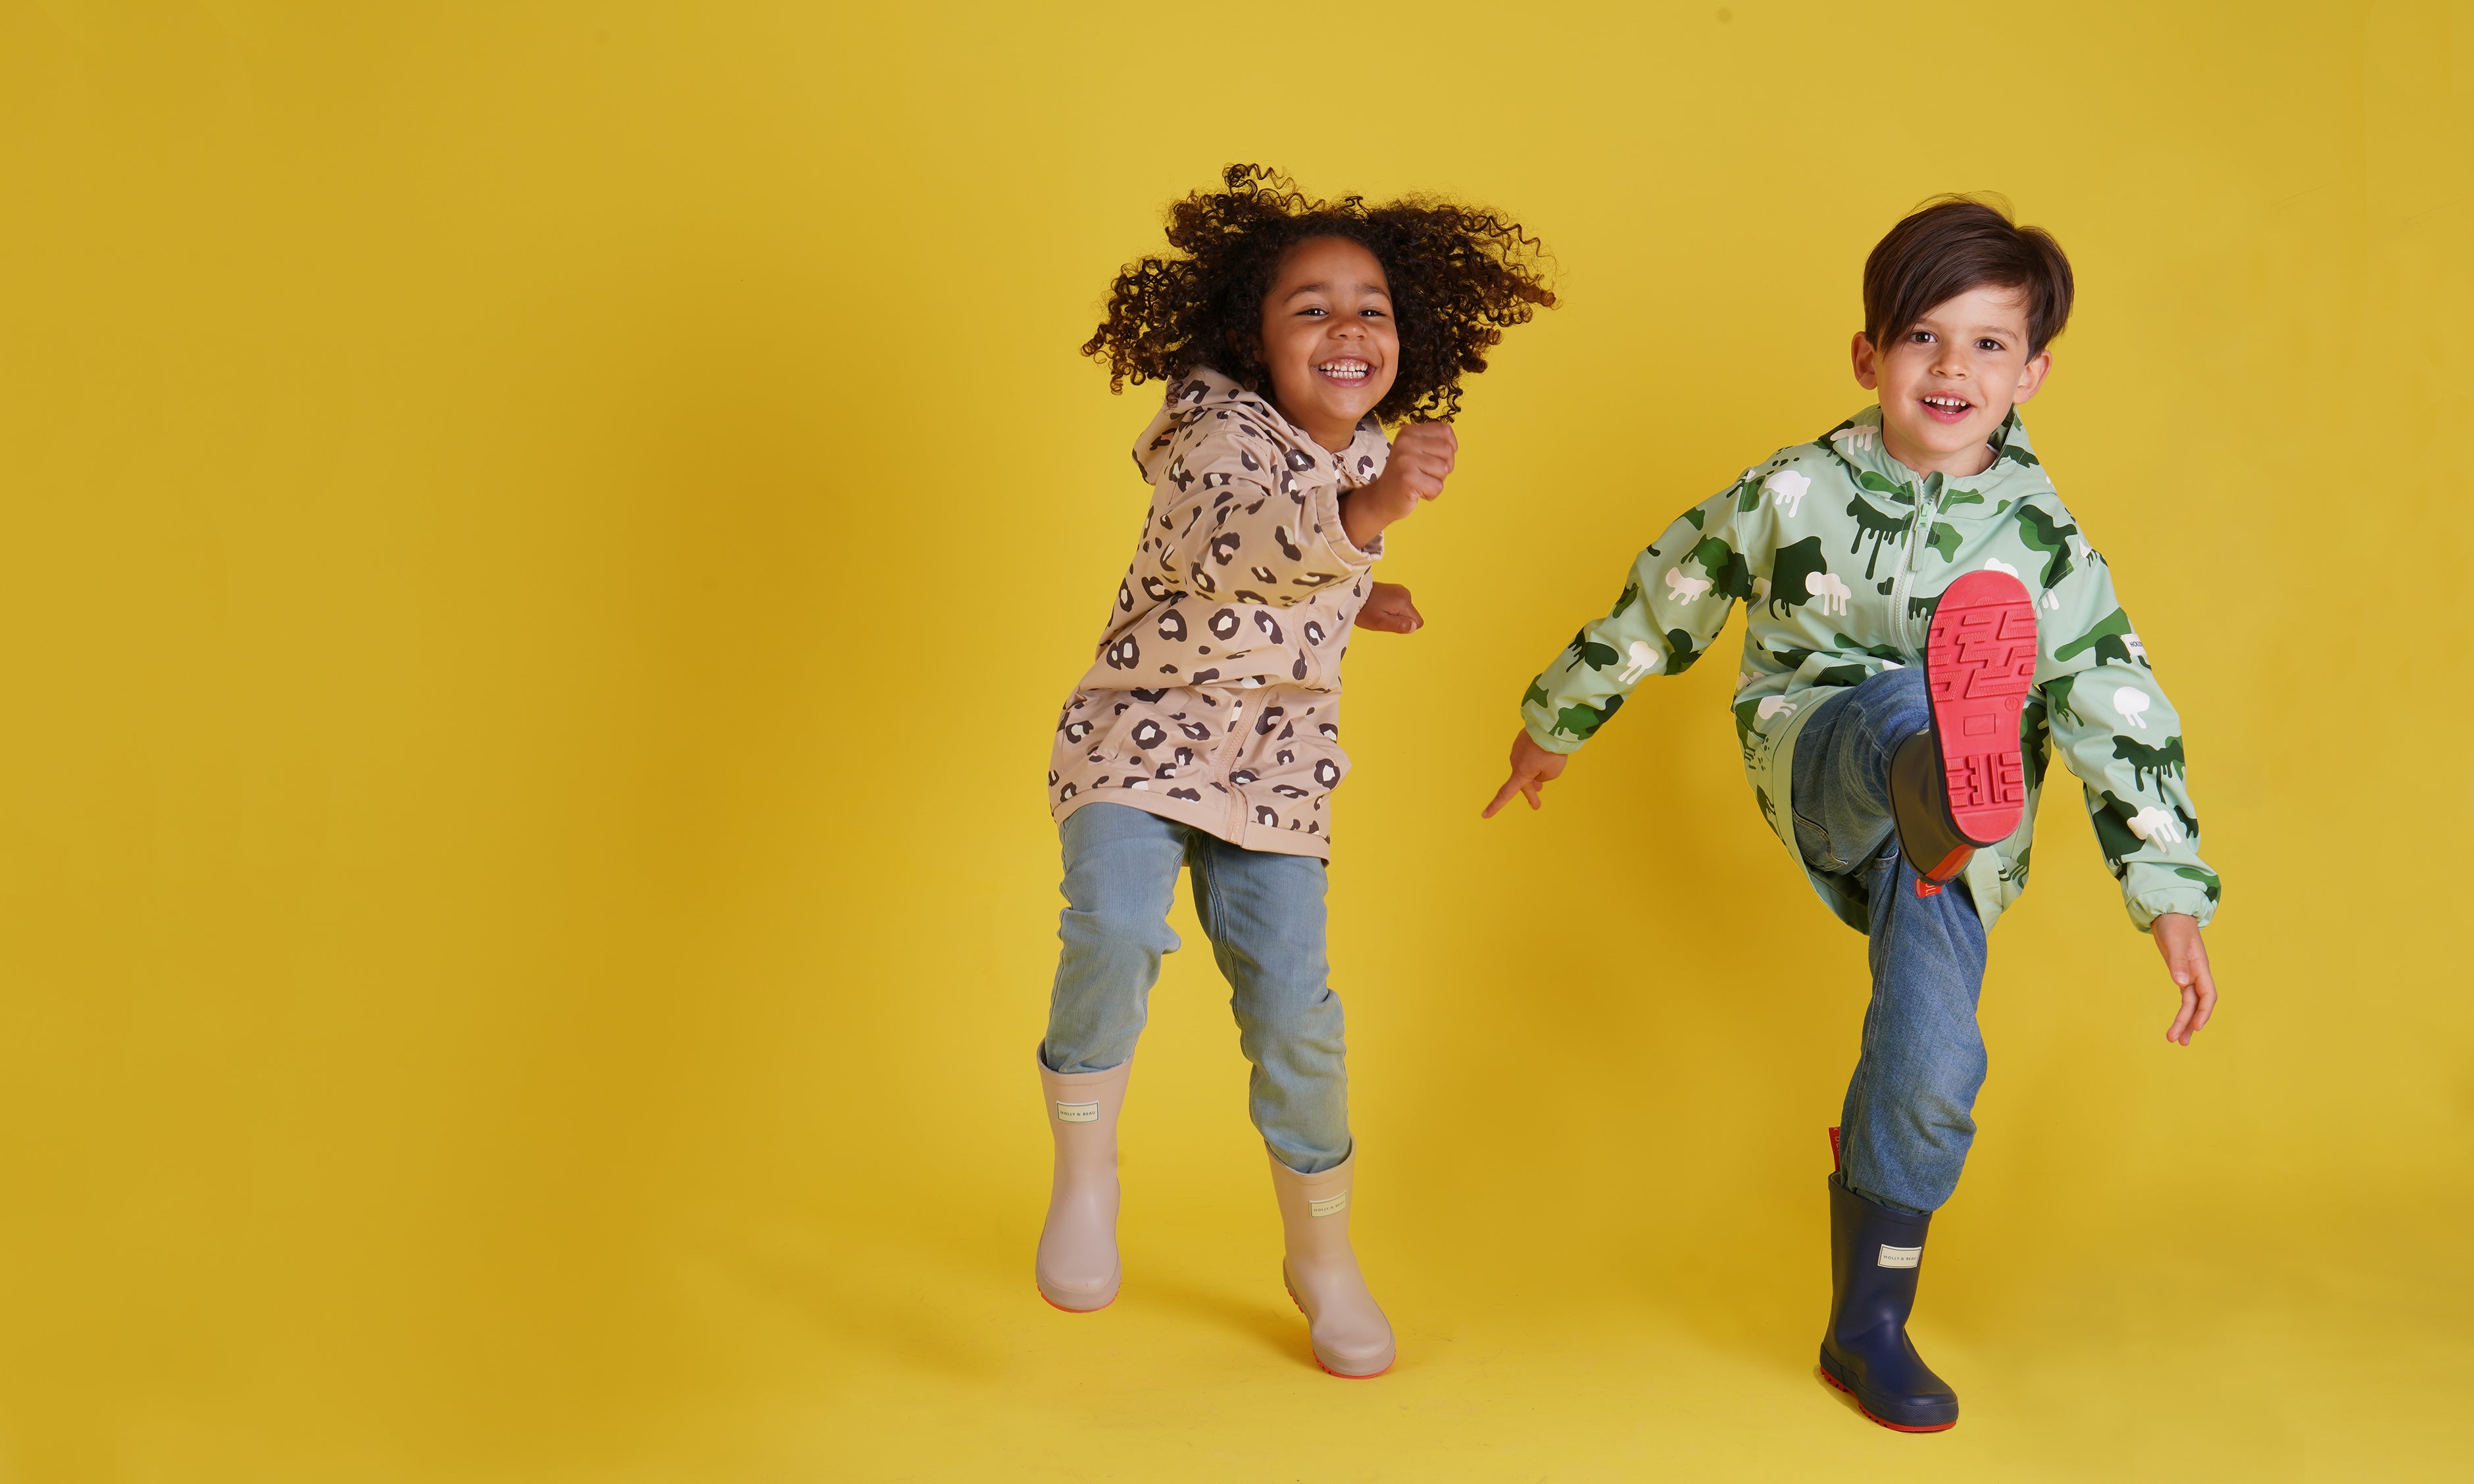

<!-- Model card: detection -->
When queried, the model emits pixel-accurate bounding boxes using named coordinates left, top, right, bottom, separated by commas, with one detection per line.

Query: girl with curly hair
left=1032, top=165, right=1553, bottom=1377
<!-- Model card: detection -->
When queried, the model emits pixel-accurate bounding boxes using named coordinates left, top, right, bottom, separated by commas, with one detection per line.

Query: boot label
left=1308, top=1193, right=1348, bottom=1218
left=1877, top=1243, right=1921, bottom=1269
left=1055, top=1101, right=1099, bottom=1124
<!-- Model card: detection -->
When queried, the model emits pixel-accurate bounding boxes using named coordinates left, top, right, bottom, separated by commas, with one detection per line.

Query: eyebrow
left=1917, top=319, right=2025, bottom=339
left=1283, top=281, right=1393, bottom=303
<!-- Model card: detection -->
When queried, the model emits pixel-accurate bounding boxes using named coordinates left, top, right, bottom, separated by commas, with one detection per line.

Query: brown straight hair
left=1862, top=195, right=2075, bottom=357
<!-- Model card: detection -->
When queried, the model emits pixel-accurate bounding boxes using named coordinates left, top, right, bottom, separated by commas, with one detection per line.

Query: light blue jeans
left=1791, top=667, right=1991, bottom=1216
left=1042, top=803, right=1351, bottom=1175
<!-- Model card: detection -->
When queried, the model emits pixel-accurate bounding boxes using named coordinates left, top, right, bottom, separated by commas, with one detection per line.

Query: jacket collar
left=1816, top=405, right=2052, bottom=513
left=1134, top=366, right=1389, bottom=488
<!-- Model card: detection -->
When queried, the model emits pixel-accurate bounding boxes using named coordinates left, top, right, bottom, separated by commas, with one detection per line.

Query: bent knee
left=1914, top=1059, right=1989, bottom=1125
left=1860, top=663, right=1930, bottom=724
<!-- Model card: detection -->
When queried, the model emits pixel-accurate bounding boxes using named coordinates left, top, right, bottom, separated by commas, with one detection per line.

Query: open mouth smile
left=1317, top=359, right=1373, bottom=386
left=1919, top=393, right=1973, bottom=425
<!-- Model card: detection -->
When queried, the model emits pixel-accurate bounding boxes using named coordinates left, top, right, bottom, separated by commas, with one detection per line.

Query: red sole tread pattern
left=1924, top=571, right=2039, bottom=847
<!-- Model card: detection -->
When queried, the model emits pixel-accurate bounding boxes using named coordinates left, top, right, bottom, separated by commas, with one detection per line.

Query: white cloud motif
left=1831, top=425, right=1882, bottom=453
left=1619, top=641, right=1661, bottom=683
left=2113, top=687, right=2150, bottom=729
left=1665, top=568, right=1713, bottom=603
left=1764, top=468, right=1812, bottom=516
left=1984, top=558, right=2019, bottom=576
left=2127, top=806, right=2184, bottom=844
left=1756, top=697, right=1798, bottom=725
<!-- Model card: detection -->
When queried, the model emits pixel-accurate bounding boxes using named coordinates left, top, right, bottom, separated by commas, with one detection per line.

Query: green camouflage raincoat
left=1520, top=406, right=2219, bottom=935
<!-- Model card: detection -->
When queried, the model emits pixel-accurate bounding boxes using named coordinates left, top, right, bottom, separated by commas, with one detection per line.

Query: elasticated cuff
left=1521, top=713, right=1586, bottom=756
left=1307, top=480, right=1383, bottom=573
left=2126, top=887, right=2217, bottom=933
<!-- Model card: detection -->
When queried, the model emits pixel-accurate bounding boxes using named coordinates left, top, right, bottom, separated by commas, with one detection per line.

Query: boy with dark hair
left=1484, top=196, right=2220, bottom=1431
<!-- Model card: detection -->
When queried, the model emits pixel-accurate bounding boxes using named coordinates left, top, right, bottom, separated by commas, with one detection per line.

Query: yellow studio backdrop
left=1, top=2, right=2468, bottom=1479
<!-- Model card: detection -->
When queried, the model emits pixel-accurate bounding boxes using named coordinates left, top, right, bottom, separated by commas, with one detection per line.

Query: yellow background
left=3, top=3, right=2469, bottom=1479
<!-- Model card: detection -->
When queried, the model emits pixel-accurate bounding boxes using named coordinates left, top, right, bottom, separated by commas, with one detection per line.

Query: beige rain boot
left=1267, top=1147, right=1395, bottom=1377
left=1035, top=1052, right=1130, bottom=1312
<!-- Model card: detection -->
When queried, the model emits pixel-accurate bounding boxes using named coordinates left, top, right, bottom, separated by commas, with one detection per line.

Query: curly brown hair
left=1082, top=164, right=1556, bottom=424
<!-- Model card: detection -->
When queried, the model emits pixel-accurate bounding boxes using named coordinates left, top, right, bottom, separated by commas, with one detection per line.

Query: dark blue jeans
left=1791, top=667, right=1989, bottom=1215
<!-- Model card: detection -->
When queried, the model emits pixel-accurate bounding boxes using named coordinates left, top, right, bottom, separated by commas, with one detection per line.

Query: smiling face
left=1256, top=235, right=1400, bottom=452
left=1852, top=283, right=2052, bottom=477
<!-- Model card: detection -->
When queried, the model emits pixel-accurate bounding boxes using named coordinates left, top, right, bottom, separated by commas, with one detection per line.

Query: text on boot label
left=1877, top=1243, right=1921, bottom=1269
left=1308, top=1193, right=1348, bottom=1218
left=1055, top=1101, right=1099, bottom=1124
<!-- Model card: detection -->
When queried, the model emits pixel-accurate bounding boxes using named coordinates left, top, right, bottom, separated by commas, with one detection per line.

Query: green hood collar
left=1815, top=405, right=2054, bottom=516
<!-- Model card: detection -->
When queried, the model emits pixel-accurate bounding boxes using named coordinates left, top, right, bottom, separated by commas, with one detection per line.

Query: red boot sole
left=1924, top=569, right=2039, bottom=847
left=1818, top=1364, right=1958, bottom=1433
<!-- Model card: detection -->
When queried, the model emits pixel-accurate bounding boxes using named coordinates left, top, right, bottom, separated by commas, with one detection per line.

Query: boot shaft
left=1827, top=1174, right=1931, bottom=1345
left=1039, top=1052, right=1131, bottom=1179
left=1266, top=1146, right=1358, bottom=1261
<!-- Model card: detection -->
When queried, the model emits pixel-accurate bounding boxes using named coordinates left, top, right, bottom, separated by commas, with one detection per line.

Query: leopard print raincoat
left=1048, top=368, right=1390, bottom=858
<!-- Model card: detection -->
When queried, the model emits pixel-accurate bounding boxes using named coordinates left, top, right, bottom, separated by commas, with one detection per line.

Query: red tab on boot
left=1827, top=1125, right=1843, bottom=1173
left=1916, top=878, right=1942, bottom=897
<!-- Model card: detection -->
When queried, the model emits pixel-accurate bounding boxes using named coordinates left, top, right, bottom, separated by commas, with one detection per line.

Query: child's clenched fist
left=1342, top=421, right=1456, bottom=550
left=1355, top=581, right=1423, bottom=634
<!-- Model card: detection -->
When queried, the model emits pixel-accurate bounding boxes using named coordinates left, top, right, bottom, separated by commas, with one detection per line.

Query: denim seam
left=1198, top=833, right=1243, bottom=979
left=1194, top=843, right=1239, bottom=989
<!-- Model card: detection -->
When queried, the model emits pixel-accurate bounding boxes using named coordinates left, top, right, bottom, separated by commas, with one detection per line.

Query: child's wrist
left=1339, top=491, right=1393, bottom=549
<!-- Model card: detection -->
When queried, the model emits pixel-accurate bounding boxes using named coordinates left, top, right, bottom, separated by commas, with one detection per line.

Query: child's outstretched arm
left=2031, top=530, right=2223, bottom=1045
left=1482, top=482, right=1765, bottom=816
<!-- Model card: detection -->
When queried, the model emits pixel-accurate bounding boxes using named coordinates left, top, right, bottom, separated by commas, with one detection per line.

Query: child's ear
left=2012, top=349, right=2054, bottom=403
left=1850, top=331, right=1882, bottom=391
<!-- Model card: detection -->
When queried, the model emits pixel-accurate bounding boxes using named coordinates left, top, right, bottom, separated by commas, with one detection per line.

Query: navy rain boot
left=1819, top=1172, right=1960, bottom=1431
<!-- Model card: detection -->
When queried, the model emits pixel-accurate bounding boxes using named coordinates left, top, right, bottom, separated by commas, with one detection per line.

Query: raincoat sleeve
left=1145, top=430, right=1379, bottom=609
left=1520, top=483, right=1767, bottom=753
left=2033, top=542, right=2221, bottom=930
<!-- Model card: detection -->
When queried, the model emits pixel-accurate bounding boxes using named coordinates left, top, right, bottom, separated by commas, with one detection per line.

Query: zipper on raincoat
left=1888, top=472, right=1945, bottom=660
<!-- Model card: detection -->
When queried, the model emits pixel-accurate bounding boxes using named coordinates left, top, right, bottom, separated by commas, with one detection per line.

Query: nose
left=1930, top=339, right=1969, bottom=379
